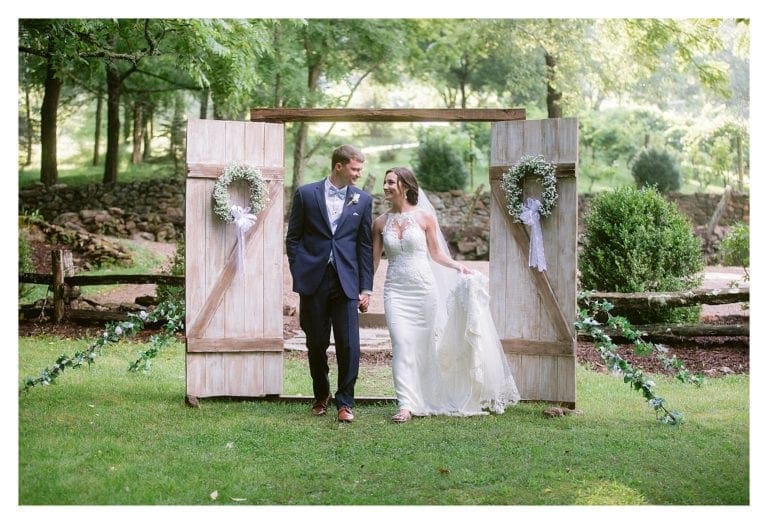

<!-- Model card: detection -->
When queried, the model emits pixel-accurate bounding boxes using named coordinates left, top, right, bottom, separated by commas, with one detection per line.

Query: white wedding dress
left=382, top=211, right=520, bottom=416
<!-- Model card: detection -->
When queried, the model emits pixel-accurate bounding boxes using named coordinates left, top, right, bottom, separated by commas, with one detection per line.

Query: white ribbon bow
left=230, top=205, right=258, bottom=272
left=519, top=198, right=547, bottom=272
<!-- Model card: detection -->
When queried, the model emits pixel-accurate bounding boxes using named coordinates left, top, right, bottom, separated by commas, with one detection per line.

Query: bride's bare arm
left=372, top=214, right=386, bottom=274
left=421, top=212, right=470, bottom=273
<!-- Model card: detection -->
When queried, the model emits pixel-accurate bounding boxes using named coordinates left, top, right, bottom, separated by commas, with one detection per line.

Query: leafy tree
left=18, top=19, right=273, bottom=185
left=407, top=20, right=536, bottom=110
left=18, top=19, right=78, bottom=186
left=666, top=106, right=749, bottom=191
left=249, top=19, right=413, bottom=195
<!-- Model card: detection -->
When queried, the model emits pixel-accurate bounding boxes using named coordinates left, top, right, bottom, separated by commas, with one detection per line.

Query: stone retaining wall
left=19, top=180, right=749, bottom=261
left=19, top=178, right=185, bottom=242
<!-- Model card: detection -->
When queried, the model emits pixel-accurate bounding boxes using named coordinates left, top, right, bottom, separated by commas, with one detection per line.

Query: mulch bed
left=576, top=338, right=748, bottom=377
left=19, top=314, right=749, bottom=379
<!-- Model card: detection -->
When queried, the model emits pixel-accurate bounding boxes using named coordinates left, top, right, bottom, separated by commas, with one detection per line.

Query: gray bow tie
left=328, top=186, right=347, bottom=200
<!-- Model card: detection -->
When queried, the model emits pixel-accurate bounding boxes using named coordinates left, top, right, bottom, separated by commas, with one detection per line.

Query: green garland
left=500, top=154, right=559, bottom=221
left=212, top=162, right=269, bottom=223
left=576, top=291, right=704, bottom=425
left=21, top=297, right=185, bottom=391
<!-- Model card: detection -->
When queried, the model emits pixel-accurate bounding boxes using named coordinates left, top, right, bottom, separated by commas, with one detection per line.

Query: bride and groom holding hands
left=286, top=144, right=519, bottom=423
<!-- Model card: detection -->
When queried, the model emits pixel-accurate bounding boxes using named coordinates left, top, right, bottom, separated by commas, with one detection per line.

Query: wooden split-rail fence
left=19, top=248, right=748, bottom=339
left=19, top=249, right=184, bottom=323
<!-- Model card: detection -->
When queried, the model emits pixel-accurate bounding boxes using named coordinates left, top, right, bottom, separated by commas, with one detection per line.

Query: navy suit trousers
left=299, top=264, right=360, bottom=409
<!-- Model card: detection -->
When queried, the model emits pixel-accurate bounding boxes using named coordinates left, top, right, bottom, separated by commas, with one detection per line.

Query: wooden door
left=185, top=119, right=284, bottom=399
left=489, top=118, right=578, bottom=407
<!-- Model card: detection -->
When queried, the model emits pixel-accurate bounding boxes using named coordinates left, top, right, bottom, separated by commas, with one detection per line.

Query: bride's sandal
left=391, top=409, right=412, bottom=423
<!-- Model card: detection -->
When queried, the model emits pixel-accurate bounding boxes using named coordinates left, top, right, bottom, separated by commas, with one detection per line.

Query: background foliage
left=18, top=18, right=749, bottom=195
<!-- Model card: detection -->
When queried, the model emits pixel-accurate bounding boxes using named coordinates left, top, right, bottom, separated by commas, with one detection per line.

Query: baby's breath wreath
left=500, top=154, right=558, bottom=222
left=212, top=162, right=269, bottom=222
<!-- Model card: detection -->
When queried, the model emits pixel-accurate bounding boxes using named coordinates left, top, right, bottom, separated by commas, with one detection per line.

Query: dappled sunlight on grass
left=574, top=480, right=648, bottom=505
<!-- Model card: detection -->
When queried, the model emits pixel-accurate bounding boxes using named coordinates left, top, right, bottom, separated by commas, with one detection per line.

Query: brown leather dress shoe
left=337, top=406, right=354, bottom=422
left=311, top=396, right=330, bottom=416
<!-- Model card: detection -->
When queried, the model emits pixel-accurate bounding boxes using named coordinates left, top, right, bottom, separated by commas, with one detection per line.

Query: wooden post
left=51, top=250, right=64, bottom=322
left=51, top=249, right=75, bottom=322
left=707, top=185, right=733, bottom=236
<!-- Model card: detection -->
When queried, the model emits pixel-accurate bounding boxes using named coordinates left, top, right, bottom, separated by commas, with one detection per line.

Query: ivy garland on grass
left=500, top=154, right=559, bottom=221
left=576, top=291, right=704, bottom=425
left=21, top=298, right=185, bottom=392
left=212, top=162, right=269, bottom=223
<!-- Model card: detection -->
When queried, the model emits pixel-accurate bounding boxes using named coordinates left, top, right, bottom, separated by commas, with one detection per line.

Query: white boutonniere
left=347, top=193, right=360, bottom=206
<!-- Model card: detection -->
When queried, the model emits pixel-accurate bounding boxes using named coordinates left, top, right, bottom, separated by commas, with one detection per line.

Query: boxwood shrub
left=579, top=186, right=704, bottom=324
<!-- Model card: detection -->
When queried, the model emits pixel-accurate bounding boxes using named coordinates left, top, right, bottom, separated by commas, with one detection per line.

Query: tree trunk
left=142, top=106, right=153, bottom=161
left=290, top=122, right=308, bottom=198
left=40, top=59, right=62, bottom=187
left=92, top=93, right=103, bottom=166
left=103, top=64, right=121, bottom=185
left=544, top=52, right=562, bottom=119
left=170, top=93, right=185, bottom=175
left=24, top=86, right=33, bottom=167
left=131, top=103, right=143, bottom=164
left=272, top=25, right=283, bottom=107
left=199, top=88, right=209, bottom=119
left=290, top=46, right=322, bottom=196
left=122, top=101, right=131, bottom=143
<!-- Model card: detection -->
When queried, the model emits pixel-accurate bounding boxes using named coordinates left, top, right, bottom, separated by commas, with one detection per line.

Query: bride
left=372, top=167, right=520, bottom=422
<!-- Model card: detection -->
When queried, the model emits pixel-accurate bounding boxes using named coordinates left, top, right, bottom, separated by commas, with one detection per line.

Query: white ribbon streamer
left=518, top=198, right=547, bottom=272
left=230, top=205, right=258, bottom=272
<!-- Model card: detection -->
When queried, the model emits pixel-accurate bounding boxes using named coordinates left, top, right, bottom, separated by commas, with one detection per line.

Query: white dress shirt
left=324, top=178, right=347, bottom=234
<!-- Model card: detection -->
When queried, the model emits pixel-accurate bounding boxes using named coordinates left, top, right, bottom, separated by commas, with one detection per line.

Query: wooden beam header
left=250, top=108, right=526, bottom=123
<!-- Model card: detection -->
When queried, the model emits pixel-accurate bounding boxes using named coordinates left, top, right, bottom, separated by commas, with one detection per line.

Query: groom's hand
left=358, top=293, right=370, bottom=313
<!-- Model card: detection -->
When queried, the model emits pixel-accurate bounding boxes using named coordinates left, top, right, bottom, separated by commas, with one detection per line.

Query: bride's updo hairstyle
left=386, top=167, right=419, bottom=205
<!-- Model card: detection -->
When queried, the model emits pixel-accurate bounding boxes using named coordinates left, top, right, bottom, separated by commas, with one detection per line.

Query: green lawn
left=18, top=336, right=749, bottom=506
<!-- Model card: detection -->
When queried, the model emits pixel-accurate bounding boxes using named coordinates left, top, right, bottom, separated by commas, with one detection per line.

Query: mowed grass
left=18, top=336, right=749, bottom=505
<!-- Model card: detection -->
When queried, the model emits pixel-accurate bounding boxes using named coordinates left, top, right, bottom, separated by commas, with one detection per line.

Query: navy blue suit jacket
left=285, top=180, right=374, bottom=300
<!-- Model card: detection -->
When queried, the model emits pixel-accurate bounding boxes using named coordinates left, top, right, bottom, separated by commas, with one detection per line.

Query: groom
left=285, top=144, right=374, bottom=423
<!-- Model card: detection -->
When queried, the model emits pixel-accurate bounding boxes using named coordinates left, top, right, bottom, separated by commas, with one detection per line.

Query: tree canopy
left=18, top=18, right=749, bottom=191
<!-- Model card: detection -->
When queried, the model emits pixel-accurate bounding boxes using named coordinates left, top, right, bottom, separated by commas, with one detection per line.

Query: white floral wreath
left=212, top=162, right=269, bottom=223
left=500, top=154, right=558, bottom=222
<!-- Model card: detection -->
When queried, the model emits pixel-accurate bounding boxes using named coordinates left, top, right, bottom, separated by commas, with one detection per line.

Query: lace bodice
left=382, top=212, right=428, bottom=258
left=382, top=211, right=435, bottom=292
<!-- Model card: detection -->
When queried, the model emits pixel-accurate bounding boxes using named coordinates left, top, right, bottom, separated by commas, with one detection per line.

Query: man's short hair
left=332, top=144, right=365, bottom=170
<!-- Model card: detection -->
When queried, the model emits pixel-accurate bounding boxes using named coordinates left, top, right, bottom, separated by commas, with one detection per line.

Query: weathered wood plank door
left=489, top=118, right=578, bottom=407
left=185, top=119, right=284, bottom=399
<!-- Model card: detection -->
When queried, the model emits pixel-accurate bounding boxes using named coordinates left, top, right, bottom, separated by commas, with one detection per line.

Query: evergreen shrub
left=720, top=222, right=749, bottom=268
left=631, top=148, right=682, bottom=193
left=579, top=186, right=704, bottom=324
left=413, top=129, right=468, bottom=192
